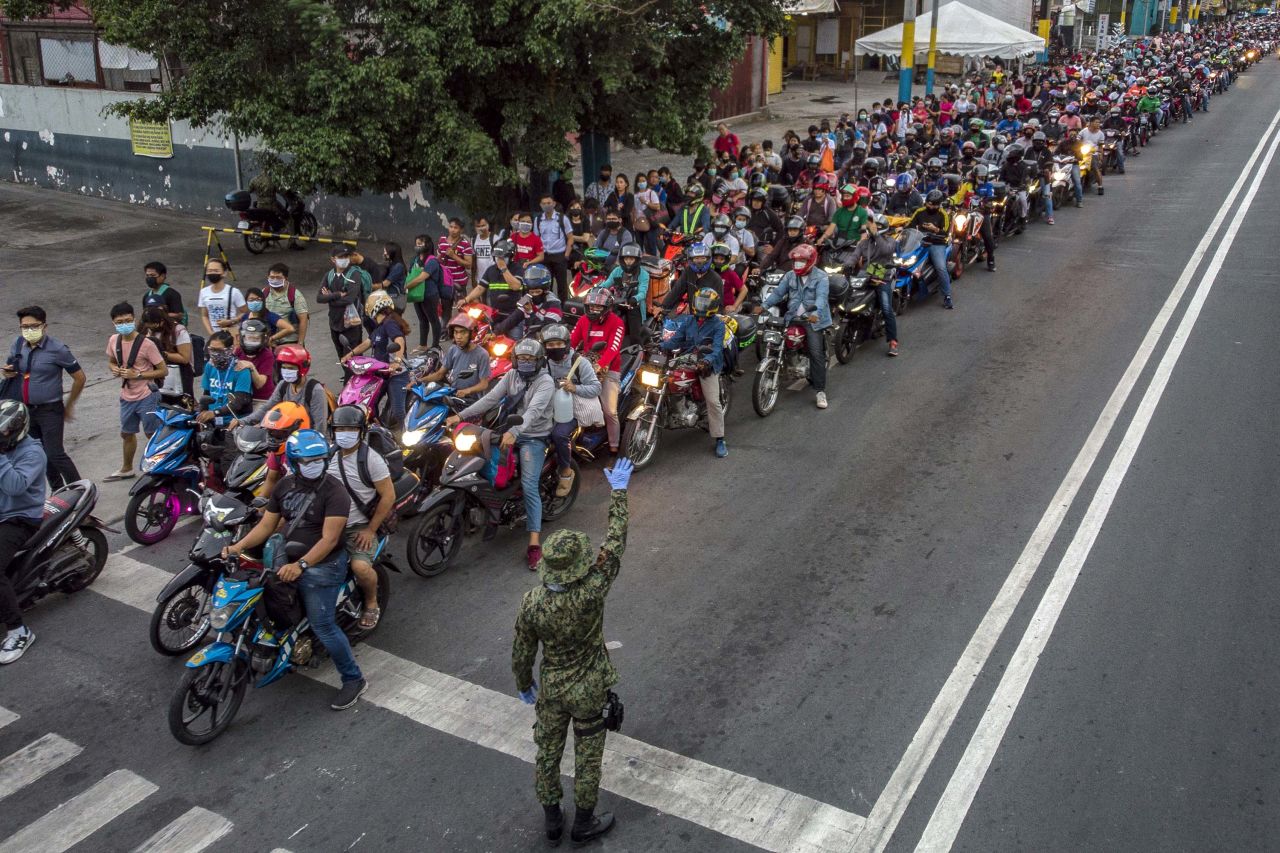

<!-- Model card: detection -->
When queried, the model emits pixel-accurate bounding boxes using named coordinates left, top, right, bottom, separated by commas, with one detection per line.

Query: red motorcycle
left=622, top=341, right=728, bottom=470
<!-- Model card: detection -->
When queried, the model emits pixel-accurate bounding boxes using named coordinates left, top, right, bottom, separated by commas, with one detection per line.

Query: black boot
left=544, top=804, right=564, bottom=847
left=570, top=807, right=615, bottom=846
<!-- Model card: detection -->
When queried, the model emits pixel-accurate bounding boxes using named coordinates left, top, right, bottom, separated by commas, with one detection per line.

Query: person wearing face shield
left=762, top=215, right=807, bottom=273
left=661, top=288, right=728, bottom=457
left=658, top=242, right=722, bottom=316
left=449, top=338, right=558, bottom=569
left=886, top=173, right=924, bottom=216
left=746, top=188, right=783, bottom=247
left=225, top=430, right=369, bottom=710
left=707, top=214, right=741, bottom=266
left=497, top=265, right=564, bottom=339
left=234, top=317, right=275, bottom=401
left=326, top=405, right=392, bottom=632
left=602, top=244, right=650, bottom=334
left=760, top=244, right=831, bottom=408
left=542, top=323, right=601, bottom=498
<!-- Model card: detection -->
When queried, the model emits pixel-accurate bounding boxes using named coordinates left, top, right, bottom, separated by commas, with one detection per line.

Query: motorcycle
left=1100, top=129, right=1123, bottom=174
left=223, top=189, right=318, bottom=254
left=11, top=480, right=112, bottom=615
left=404, top=417, right=579, bottom=577
left=621, top=342, right=729, bottom=470
left=487, top=334, right=516, bottom=383
left=167, top=542, right=391, bottom=745
left=220, top=425, right=272, bottom=501
left=949, top=202, right=987, bottom=270
left=125, top=394, right=206, bottom=545
left=751, top=279, right=852, bottom=416
left=1050, top=154, right=1077, bottom=210
left=338, top=347, right=401, bottom=425
left=890, top=228, right=955, bottom=308
left=401, top=380, right=469, bottom=490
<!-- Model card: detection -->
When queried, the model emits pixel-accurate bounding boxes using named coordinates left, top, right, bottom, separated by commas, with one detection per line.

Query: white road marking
left=91, top=553, right=865, bottom=852
left=0, top=707, right=17, bottom=730
left=131, top=806, right=233, bottom=853
left=912, top=107, right=1280, bottom=853
left=0, top=768, right=157, bottom=853
left=0, top=734, right=83, bottom=802
left=856, top=105, right=1280, bottom=853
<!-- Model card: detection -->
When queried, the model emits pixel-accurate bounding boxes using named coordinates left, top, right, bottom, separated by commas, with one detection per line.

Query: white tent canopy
left=855, top=2, right=1044, bottom=59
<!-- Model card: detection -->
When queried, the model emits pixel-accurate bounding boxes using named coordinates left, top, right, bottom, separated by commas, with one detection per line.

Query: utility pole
left=899, top=0, right=916, bottom=104
left=925, top=0, right=941, bottom=95
left=1038, top=0, right=1051, bottom=62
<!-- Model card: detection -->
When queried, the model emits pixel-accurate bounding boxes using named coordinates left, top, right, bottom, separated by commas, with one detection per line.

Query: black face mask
left=546, top=347, right=569, bottom=362
left=206, top=273, right=224, bottom=284
left=607, top=222, right=621, bottom=230
left=530, top=292, right=547, bottom=305
left=145, top=275, right=159, bottom=287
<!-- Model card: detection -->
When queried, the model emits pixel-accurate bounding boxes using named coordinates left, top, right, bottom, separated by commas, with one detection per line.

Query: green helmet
left=584, top=247, right=611, bottom=271
left=538, top=529, right=594, bottom=585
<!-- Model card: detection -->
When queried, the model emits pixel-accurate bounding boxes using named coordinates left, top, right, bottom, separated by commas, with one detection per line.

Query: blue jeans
left=926, top=243, right=952, bottom=300
left=805, top=326, right=827, bottom=392
left=297, top=552, right=362, bottom=684
left=518, top=438, right=547, bottom=533
left=1041, top=184, right=1054, bottom=218
left=876, top=280, right=899, bottom=343
left=383, top=371, right=408, bottom=428
left=1070, top=164, right=1083, bottom=202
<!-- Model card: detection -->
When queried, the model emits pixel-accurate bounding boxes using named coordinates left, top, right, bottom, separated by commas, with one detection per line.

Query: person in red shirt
left=511, top=211, right=545, bottom=274
left=713, top=122, right=741, bottom=163
left=569, top=288, right=626, bottom=455
left=709, top=243, right=746, bottom=314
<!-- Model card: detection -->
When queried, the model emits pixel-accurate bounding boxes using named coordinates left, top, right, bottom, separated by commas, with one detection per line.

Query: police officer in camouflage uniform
left=513, top=458, right=634, bottom=846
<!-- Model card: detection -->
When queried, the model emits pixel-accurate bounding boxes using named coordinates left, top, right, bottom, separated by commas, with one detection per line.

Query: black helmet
left=0, top=400, right=30, bottom=453
left=620, top=243, right=641, bottom=264
left=686, top=182, right=705, bottom=201
left=492, top=239, right=515, bottom=261
left=806, top=153, right=821, bottom=169
left=749, top=187, right=767, bottom=203
left=925, top=189, right=945, bottom=206
left=239, top=318, right=269, bottom=355
left=749, top=172, right=766, bottom=188
left=1005, top=143, right=1025, bottom=162
left=768, top=185, right=791, bottom=209
left=927, top=157, right=943, bottom=174
left=711, top=213, right=731, bottom=235
left=785, top=215, right=804, bottom=232
left=863, top=157, right=884, bottom=177
left=330, top=404, right=368, bottom=440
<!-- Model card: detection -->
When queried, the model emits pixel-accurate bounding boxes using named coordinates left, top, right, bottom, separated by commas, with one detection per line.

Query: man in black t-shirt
left=465, top=241, right=524, bottom=321
left=141, top=261, right=185, bottom=323
left=225, top=430, right=368, bottom=710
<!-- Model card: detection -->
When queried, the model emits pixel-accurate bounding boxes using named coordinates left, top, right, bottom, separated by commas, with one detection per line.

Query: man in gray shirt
left=535, top=195, right=574, bottom=302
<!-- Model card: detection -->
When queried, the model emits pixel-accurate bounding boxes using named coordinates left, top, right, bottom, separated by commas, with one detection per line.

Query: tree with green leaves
left=3, top=0, right=784, bottom=210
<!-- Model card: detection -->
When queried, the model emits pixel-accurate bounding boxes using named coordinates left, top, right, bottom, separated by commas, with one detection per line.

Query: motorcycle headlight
left=640, top=369, right=662, bottom=388
left=1053, top=170, right=1068, bottom=181
left=1080, top=143, right=1094, bottom=155
left=823, top=265, right=843, bottom=275
left=401, top=428, right=426, bottom=447
left=953, top=214, right=968, bottom=229
left=141, top=452, right=167, bottom=473
left=453, top=431, right=478, bottom=453
left=490, top=342, right=509, bottom=357
left=210, top=603, right=237, bottom=630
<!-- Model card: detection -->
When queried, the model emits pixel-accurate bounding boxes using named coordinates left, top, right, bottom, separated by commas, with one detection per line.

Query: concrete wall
left=0, top=84, right=463, bottom=239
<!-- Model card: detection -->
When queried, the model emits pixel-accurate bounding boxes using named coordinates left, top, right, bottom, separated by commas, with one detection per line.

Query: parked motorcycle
left=224, top=189, right=319, bottom=254
left=622, top=342, right=729, bottom=469
left=11, top=480, right=111, bottom=615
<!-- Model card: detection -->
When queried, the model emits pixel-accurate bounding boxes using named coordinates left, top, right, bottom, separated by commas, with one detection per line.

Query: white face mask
left=335, top=258, right=351, bottom=271
left=279, top=366, right=300, bottom=384
left=793, top=260, right=807, bottom=273
left=334, top=431, right=360, bottom=449
left=296, top=459, right=327, bottom=479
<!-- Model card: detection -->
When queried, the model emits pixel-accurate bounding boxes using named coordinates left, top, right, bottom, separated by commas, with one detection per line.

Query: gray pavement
left=0, top=61, right=1278, bottom=853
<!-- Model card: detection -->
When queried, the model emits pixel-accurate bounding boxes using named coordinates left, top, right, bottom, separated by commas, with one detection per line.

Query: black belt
left=27, top=401, right=62, bottom=410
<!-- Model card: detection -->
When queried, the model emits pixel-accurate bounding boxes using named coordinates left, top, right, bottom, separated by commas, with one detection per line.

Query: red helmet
left=275, top=344, right=311, bottom=377
left=789, top=244, right=818, bottom=275
left=813, top=177, right=832, bottom=192
left=446, top=313, right=477, bottom=335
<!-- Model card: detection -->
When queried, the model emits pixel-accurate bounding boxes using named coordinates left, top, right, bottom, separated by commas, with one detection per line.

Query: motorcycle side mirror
left=504, top=414, right=524, bottom=429
left=251, top=496, right=269, bottom=509
left=338, top=334, right=352, bottom=351
left=591, top=341, right=607, bottom=352
left=387, top=343, right=402, bottom=354
left=697, top=344, right=714, bottom=354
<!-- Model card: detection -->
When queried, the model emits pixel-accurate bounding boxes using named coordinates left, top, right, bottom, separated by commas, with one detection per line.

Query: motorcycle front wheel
left=150, top=579, right=212, bottom=656
left=835, top=320, right=866, bottom=365
left=168, top=659, right=248, bottom=745
left=752, top=361, right=780, bottom=416
left=541, top=460, right=581, bottom=522
left=406, top=500, right=463, bottom=578
left=622, top=415, right=660, bottom=470
left=58, top=527, right=108, bottom=593
left=125, top=483, right=181, bottom=545
left=296, top=212, right=319, bottom=241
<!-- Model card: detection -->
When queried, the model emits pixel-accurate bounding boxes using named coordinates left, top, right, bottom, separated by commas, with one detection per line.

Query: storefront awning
left=782, top=0, right=838, bottom=15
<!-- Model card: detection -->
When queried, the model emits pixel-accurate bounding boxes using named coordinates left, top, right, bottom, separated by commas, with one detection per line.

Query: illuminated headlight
left=823, top=265, right=842, bottom=274
left=210, top=603, right=237, bottom=630
left=401, top=428, right=426, bottom=447
left=454, top=431, right=478, bottom=452
left=639, top=369, right=662, bottom=388
left=1053, top=170, right=1068, bottom=181
left=467, top=307, right=483, bottom=319
left=953, top=214, right=968, bottom=230
left=894, top=256, right=910, bottom=267
left=490, top=342, right=509, bottom=357
left=141, top=452, right=167, bottom=473
left=1080, top=143, right=1094, bottom=155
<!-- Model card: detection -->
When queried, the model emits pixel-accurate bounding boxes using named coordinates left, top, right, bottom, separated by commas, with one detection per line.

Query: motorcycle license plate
left=237, top=220, right=250, bottom=230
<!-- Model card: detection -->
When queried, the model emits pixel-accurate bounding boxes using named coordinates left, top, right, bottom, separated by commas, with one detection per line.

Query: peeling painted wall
left=0, top=84, right=463, bottom=240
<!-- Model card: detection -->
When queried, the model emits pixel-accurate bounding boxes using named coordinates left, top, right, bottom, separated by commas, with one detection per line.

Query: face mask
left=607, top=221, right=621, bottom=230
left=268, top=278, right=287, bottom=289
left=658, top=176, right=668, bottom=184
left=518, top=222, right=533, bottom=234
left=145, top=275, right=159, bottom=287
left=569, top=209, right=582, bottom=216
left=335, top=258, right=351, bottom=270
left=793, top=260, right=807, bottom=272
left=735, top=218, right=749, bottom=228
left=637, top=181, right=647, bottom=191
left=209, top=350, right=234, bottom=369
left=296, top=459, right=327, bottom=479
left=729, top=172, right=739, bottom=181
left=516, top=360, right=539, bottom=377
left=541, top=203, right=554, bottom=212
left=247, top=300, right=264, bottom=312
left=115, top=322, right=136, bottom=336
left=20, top=327, right=42, bottom=344
left=599, top=173, right=610, bottom=182
left=279, top=366, right=300, bottom=384
left=713, top=226, right=728, bottom=236
left=530, top=291, right=547, bottom=305
left=546, top=347, right=568, bottom=362
left=334, top=431, right=360, bottom=450
left=206, top=273, right=224, bottom=284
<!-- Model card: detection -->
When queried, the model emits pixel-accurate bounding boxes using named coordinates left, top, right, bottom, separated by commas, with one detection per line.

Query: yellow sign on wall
left=129, top=119, right=173, bottom=159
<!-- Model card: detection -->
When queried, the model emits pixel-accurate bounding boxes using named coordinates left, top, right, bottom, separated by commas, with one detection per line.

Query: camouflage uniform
left=512, top=489, right=629, bottom=810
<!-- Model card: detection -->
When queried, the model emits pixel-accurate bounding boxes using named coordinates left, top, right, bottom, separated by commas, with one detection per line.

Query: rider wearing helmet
left=764, top=215, right=808, bottom=273
left=497, top=264, right=564, bottom=339
left=886, top=172, right=924, bottom=216
left=761, top=243, right=832, bottom=408
left=661, top=288, right=728, bottom=458
left=237, top=344, right=330, bottom=437
left=417, top=313, right=492, bottom=397
left=921, top=157, right=948, bottom=196
left=796, top=152, right=826, bottom=190
left=602, top=244, right=650, bottom=331
left=342, top=293, right=410, bottom=428
left=326, top=405, right=391, bottom=632
left=0, top=401, right=44, bottom=664
left=748, top=188, right=784, bottom=247
left=570, top=288, right=626, bottom=455
left=675, top=182, right=711, bottom=237
left=907, top=190, right=955, bottom=308
left=822, top=183, right=870, bottom=246
left=465, top=238, right=524, bottom=321
left=259, top=399, right=312, bottom=494
left=730, top=206, right=757, bottom=264
left=801, top=178, right=836, bottom=230
left=844, top=213, right=903, bottom=356
left=660, top=242, right=722, bottom=315
left=227, top=429, right=368, bottom=710
left=542, top=322, right=601, bottom=499
left=710, top=243, right=746, bottom=315
left=708, top=214, right=741, bottom=264
left=996, top=108, right=1022, bottom=135
left=234, top=317, right=275, bottom=401
left=450, top=337, right=558, bottom=569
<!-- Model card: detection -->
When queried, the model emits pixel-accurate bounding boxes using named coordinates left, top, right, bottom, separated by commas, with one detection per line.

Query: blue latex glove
left=518, top=681, right=538, bottom=705
left=604, top=458, right=634, bottom=491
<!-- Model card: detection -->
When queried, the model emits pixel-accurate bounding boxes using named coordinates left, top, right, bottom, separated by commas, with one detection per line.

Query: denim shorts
left=120, top=392, right=160, bottom=435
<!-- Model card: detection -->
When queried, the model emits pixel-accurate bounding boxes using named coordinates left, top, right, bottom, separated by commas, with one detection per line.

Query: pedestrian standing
left=197, top=258, right=247, bottom=337
left=263, top=263, right=310, bottom=347
left=1, top=307, right=85, bottom=489
left=512, top=459, right=633, bottom=847
left=140, top=261, right=185, bottom=323
left=405, top=235, right=448, bottom=350
left=438, top=218, right=473, bottom=321
left=316, top=246, right=369, bottom=358
left=104, top=302, right=166, bottom=482
left=377, top=242, right=407, bottom=297
left=471, top=217, right=499, bottom=281
left=534, top=196, right=574, bottom=301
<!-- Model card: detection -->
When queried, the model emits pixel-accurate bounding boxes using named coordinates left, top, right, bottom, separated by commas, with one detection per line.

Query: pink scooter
left=338, top=346, right=402, bottom=424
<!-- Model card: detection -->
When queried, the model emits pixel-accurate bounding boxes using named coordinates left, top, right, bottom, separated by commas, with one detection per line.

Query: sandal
left=555, top=470, right=576, bottom=498
left=359, top=606, right=381, bottom=630
left=103, top=470, right=135, bottom=482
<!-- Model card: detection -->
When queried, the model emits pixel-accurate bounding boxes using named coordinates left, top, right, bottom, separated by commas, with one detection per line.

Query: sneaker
left=888, top=340, right=899, bottom=357
left=986, top=263, right=996, bottom=272
left=1074, top=199, right=1082, bottom=208
left=1046, top=217, right=1055, bottom=225
left=714, top=439, right=728, bottom=458
left=1097, top=186, right=1104, bottom=196
left=943, top=297, right=954, bottom=310
left=815, top=392, right=828, bottom=409
left=0, top=627, right=33, bottom=665
left=331, top=678, right=367, bottom=710
left=526, top=545, right=542, bottom=571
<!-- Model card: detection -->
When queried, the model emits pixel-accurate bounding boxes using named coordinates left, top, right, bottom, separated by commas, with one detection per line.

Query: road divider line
left=913, top=106, right=1280, bottom=853
left=856, top=105, right=1280, bottom=853
left=131, top=806, right=234, bottom=853
left=0, top=707, right=17, bottom=730
left=91, top=554, right=865, bottom=852
left=0, top=768, right=157, bottom=853
left=0, top=734, right=83, bottom=802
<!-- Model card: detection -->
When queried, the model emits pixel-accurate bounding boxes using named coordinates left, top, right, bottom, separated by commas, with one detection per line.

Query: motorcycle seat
left=732, top=314, right=758, bottom=338
left=392, top=471, right=420, bottom=505
left=827, top=276, right=851, bottom=303
left=19, top=491, right=77, bottom=551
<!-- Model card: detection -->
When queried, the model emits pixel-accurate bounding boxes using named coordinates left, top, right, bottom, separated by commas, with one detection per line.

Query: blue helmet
left=285, top=428, right=330, bottom=465
left=687, top=242, right=712, bottom=274
left=523, top=264, right=553, bottom=291
left=895, top=173, right=915, bottom=192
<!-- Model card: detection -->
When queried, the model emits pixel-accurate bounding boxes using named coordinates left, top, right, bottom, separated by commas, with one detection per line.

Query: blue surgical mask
left=247, top=301, right=264, bottom=312
left=637, top=181, right=647, bottom=191
left=516, top=360, right=539, bottom=377
left=115, top=322, right=136, bottom=336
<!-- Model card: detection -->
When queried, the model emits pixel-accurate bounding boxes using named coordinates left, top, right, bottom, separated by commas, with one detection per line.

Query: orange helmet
left=262, top=401, right=311, bottom=446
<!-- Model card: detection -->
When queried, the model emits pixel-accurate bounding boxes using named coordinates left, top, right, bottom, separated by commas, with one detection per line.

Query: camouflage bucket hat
left=538, top=529, right=593, bottom=585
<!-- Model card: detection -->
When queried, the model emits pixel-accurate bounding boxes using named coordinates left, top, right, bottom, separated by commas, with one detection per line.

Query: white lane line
left=913, top=108, right=1280, bottom=853
left=0, top=707, right=17, bottom=730
left=131, top=806, right=234, bottom=853
left=0, top=734, right=83, bottom=802
left=856, top=104, right=1280, bottom=853
left=92, top=554, right=865, bottom=853
left=0, top=768, right=158, bottom=853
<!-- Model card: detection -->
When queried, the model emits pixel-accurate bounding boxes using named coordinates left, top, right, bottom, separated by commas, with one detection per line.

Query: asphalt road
left=1, top=61, right=1279, bottom=853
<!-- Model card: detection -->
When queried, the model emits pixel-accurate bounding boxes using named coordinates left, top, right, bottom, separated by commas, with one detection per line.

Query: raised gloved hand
left=518, top=681, right=538, bottom=705
left=604, top=458, right=634, bottom=491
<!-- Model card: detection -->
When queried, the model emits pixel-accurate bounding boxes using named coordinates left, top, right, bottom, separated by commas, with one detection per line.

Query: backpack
left=189, top=333, right=207, bottom=377
left=303, top=377, right=338, bottom=421
left=279, top=285, right=301, bottom=324
left=145, top=284, right=189, bottom=326
left=113, top=334, right=147, bottom=388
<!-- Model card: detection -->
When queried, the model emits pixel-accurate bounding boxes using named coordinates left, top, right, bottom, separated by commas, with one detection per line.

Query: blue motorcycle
left=400, top=379, right=467, bottom=490
left=167, top=540, right=391, bottom=745
left=890, top=227, right=955, bottom=313
left=126, top=395, right=206, bottom=545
